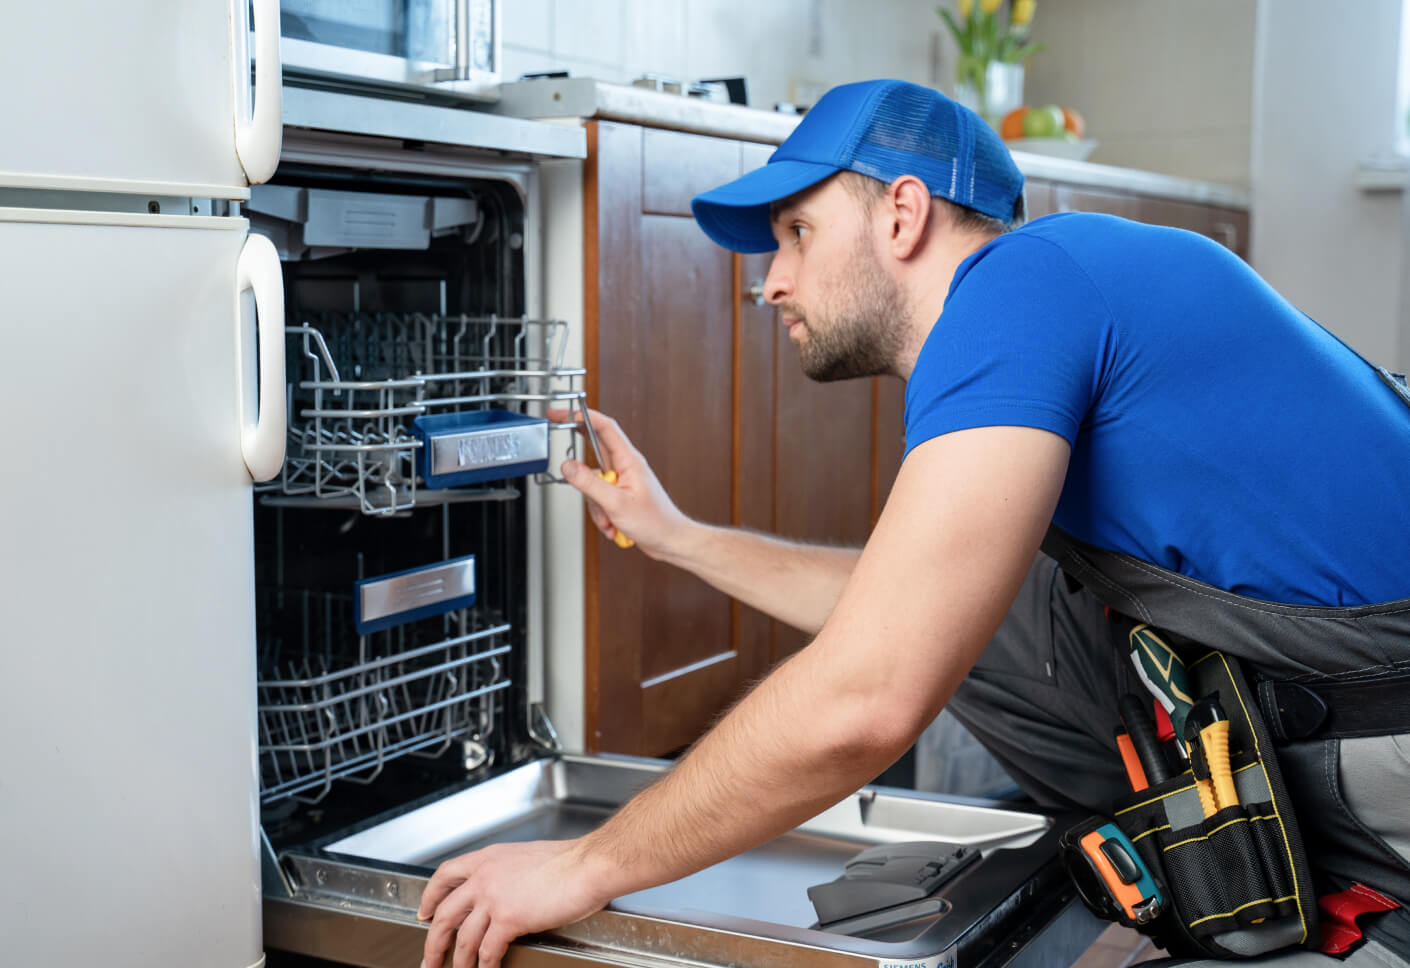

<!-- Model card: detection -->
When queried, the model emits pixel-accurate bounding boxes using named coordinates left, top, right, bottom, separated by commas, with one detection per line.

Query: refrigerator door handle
left=236, top=0, right=283, bottom=185
left=236, top=233, right=287, bottom=481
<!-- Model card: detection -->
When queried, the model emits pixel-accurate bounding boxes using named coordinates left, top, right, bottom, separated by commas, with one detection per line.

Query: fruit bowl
left=1004, top=137, right=1099, bottom=162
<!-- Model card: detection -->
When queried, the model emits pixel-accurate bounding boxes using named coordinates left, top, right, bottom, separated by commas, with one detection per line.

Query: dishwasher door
left=264, top=754, right=1103, bottom=968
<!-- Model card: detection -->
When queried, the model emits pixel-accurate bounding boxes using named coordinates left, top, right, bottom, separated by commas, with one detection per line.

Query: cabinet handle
left=744, top=279, right=766, bottom=306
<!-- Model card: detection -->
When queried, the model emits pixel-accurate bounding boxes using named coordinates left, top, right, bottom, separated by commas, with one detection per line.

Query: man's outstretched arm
left=418, top=424, right=1070, bottom=968
left=555, top=407, right=861, bottom=635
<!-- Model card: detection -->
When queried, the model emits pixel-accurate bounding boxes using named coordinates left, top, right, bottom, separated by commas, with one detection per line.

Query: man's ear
left=886, top=175, right=932, bottom=260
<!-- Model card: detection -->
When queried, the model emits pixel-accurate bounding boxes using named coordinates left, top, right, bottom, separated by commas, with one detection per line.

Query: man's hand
left=548, top=407, right=693, bottom=560
left=417, top=838, right=618, bottom=968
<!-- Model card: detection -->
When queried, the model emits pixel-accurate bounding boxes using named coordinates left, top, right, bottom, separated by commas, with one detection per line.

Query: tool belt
left=1041, top=525, right=1410, bottom=959
left=1060, top=631, right=1321, bottom=958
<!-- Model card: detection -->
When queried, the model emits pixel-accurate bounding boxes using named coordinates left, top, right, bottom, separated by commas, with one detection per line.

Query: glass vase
left=954, top=61, right=1025, bottom=130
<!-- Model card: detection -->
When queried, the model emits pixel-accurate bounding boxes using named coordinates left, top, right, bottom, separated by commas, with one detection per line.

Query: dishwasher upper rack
left=257, top=586, right=514, bottom=804
left=262, top=312, right=588, bottom=515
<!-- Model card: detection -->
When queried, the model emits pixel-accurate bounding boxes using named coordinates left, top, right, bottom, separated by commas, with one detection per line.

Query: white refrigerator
left=0, top=2, right=285, bottom=965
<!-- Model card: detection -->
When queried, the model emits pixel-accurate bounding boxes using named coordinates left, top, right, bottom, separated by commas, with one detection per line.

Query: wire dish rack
left=257, top=588, right=513, bottom=804
left=263, top=312, right=587, bottom=515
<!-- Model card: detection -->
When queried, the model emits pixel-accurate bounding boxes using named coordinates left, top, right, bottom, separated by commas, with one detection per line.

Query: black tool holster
left=1043, top=526, right=1410, bottom=959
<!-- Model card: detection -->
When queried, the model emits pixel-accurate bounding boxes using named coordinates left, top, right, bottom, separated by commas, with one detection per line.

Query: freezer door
left=0, top=209, right=266, bottom=968
left=0, top=0, right=282, bottom=197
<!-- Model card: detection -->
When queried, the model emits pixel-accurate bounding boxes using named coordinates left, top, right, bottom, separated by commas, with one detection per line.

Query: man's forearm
left=660, top=522, right=861, bottom=634
left=574, top=634, right=914, bottom=899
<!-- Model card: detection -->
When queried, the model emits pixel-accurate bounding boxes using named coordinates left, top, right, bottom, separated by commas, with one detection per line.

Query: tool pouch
left=1065, top=645, right=1320, bottom=958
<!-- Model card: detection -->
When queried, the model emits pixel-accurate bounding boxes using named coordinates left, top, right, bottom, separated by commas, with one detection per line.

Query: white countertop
left=493, top=77, right=1249, bottom=210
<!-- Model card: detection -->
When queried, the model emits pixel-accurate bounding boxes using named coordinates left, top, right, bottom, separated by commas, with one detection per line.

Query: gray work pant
left=946, top=555, right=1410, bottom=966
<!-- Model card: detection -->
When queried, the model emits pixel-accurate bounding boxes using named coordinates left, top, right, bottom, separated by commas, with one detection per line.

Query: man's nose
left=763, top=256, right=792, bottom=305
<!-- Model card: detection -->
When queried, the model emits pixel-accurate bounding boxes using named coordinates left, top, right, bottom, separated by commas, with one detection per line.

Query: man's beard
left=787, top=239, right=909, bottom=382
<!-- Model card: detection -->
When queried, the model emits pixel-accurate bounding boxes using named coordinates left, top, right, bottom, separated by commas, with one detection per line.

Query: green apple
left=1021, top=104, right=1065, bottom=139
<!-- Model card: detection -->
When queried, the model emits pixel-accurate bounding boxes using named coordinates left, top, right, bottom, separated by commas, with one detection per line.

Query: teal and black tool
left=1128, top=624, right=1195, bottom=742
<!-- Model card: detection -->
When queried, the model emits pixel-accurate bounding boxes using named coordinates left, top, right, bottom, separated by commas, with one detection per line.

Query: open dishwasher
left=249, top=157, right=1102, bottom=968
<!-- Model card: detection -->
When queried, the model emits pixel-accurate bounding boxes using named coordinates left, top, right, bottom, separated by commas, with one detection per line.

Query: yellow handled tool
left=1185, top=697, right=1238, bottom=816
left=579, top=406, right=633, bottom=549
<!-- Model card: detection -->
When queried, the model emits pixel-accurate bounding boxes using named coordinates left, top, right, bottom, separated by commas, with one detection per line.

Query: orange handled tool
left=579, top=406, right=633, bottom=549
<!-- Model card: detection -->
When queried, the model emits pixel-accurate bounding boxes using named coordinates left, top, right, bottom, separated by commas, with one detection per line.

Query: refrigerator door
left=0, top=0, right=282, bottom=196
left=0, top=208, right=267, bottom=968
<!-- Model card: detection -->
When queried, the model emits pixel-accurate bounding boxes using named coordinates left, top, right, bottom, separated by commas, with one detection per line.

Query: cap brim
left=690, top=159, right=841, bottom=253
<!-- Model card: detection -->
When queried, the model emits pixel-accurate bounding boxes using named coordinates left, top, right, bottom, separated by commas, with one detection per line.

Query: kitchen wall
left=1021, top=0, right=1256, bottom=189
left=1251, top=0, right=1409, bottom=371
left=505, top=1, right=1259, bottom=189
left=502, top=0, right=948, bottom=111
left=509, top=1, right=1410, bottom=368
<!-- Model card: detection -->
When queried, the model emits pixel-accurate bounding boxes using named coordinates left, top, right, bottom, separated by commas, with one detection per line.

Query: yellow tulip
left=959, top=0, right=973, bottom=19
left=1012, top=0, right=1035, bottom=25
left=980, top=0, right=1002, bottom=14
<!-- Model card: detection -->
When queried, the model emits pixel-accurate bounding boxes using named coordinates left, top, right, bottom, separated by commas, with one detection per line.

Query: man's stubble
left=785, top=232, right=910, bottom=383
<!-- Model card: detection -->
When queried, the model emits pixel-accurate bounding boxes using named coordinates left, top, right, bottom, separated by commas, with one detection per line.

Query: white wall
left=1022, top=0, right=1256, bottom=188
left=502, top=0, right=950, bottom=111
left=1251, top=0, right=1408, bottom=369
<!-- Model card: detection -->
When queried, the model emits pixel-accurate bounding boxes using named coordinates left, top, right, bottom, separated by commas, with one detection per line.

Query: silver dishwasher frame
left=264, top=754, right=1103, bottom=968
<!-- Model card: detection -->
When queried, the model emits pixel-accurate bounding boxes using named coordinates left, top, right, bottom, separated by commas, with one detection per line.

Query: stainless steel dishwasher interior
left=268, top=754, right=1096, bottom=967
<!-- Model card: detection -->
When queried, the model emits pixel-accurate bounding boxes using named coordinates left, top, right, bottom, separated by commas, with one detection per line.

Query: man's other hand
left=548, top=407, right=692, bottom=560
left=417, top=838, right=615, bottom=968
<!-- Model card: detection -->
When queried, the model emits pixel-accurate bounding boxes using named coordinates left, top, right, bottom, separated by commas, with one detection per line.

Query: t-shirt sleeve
left=904, top=235, right=1116, bottom=456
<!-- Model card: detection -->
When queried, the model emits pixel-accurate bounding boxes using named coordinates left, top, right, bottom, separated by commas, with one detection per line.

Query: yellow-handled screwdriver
left=578, top=406, right=634, bottom=549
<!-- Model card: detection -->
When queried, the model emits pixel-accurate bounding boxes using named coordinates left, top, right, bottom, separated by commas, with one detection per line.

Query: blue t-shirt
left=904, top=212, right=1410, bottom=606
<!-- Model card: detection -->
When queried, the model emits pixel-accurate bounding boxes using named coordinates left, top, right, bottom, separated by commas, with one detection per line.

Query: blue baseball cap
left=691, top=79, right=1025, bottom=253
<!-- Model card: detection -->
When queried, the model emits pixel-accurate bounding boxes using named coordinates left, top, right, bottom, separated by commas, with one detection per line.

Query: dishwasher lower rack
left=264, top=755, right=1104, bottom=968
left=261, top=312, right=587, bottom=515
left=256, top=585, right=514, bottom=804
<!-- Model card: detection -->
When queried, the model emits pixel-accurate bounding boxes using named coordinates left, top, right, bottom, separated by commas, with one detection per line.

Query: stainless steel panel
left=359, top=556, right=477, bottom=626
left=428, top=421, right=549, bottom=478
left=304, top=189, right=430, bottom=248
left=282, top=87, right=587, bottom=160
left=269, top=755, right=1099, bottom=968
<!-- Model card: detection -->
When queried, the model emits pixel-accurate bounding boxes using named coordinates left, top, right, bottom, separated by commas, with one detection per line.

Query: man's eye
left=791, top=224, right=807, bottom=242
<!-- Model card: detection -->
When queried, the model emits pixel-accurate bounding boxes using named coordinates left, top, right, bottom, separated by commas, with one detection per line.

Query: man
left=418, top=79, right=1410, bottom=968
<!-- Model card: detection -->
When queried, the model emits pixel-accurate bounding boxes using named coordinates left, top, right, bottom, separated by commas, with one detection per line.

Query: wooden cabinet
left=1025, top=176, right=1250, bottom=259
left=583, top=123, right=903, bottom=755
left=581, top=122, right=1250, bottom=756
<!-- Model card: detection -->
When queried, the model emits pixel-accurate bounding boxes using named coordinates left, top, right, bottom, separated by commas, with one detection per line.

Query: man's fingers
left=478, top=924, right=516, bottom=968
left=418, top=856, right=476, bottom=920
left=546, top=407, right=640, bottom=476
left=586, top=499, right=614, bottom=537
left=562, top=460, right=626, bottom=505
left=581, top=408, right=638, bottom=471
left=422, top=878, right=478, bottom=968
left=452, top=908, right=491, bottom=968
left=566, top=463, right=629, bottom=540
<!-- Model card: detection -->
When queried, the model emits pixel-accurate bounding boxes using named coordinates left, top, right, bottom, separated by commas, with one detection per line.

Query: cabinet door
left=737, top=146, right=781, bottom=683
left=1208, top=206, right=1250, bottom=260
left=1140, top=197, right=1213, bottom=236
left=586, top=127, right=901, bottom=753
left=586, top=122, right=747, bottom=755
left=1024, top=178, right=1057, bottom=219
left=1052, top=184, right=1142, bottom=219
